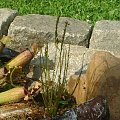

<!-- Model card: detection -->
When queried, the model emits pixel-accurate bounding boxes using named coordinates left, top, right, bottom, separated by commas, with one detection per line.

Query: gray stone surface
left=0, top=8, right=17, bottom=37
left=8, top=14, right=92, bottom=51
left=27, top=43, right=99, bottom=80
left=89, top=20, right=120, bottom=56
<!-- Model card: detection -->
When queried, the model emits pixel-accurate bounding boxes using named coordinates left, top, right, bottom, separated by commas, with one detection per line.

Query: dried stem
left=40, top=17, right=70, bottom=117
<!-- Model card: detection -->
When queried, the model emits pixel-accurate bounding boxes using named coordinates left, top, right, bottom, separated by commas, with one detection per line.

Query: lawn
left=0, top=0, right=120, bottom=24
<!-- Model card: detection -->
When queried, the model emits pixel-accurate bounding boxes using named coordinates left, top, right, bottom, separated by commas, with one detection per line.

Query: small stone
left=0, top=8, right=17, bottom=36
left=53, top=96, right=109, bottom=120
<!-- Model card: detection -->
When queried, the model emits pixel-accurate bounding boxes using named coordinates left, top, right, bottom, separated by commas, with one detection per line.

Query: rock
left=0, top=8, right=17, bottom=37
left=27, top=43, right=98, bottom=80
left=67, top=51, right=120, bottom=119
left=67, top=74, right=87, bottom=104
left=0, top=103, right=32, bottom=119
left=89, top=20, right=120, bottom=56
left=53, top=96, right=109, bottom=120
left=8, top=15, right=92, bottom=50
left=86, top=51, right=120, bottom=120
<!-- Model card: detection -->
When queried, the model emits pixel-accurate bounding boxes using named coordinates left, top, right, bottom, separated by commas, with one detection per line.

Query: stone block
left=0, top=8, right=17, bottom=36
left=8, top=15, right=92, bottom=50
left=27, top=43, right=98, bottom=80
left=90, top=20, right=120, bottom=56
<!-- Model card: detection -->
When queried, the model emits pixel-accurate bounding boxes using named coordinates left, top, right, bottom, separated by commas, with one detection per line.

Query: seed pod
left=6, top=50, right=34, bottom=70
left=0, top=87, right=25, bottom=104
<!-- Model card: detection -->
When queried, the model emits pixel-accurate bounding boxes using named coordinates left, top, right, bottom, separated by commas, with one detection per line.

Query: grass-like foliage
left=0, top=0, right=119, bottom=24
left=39, top=17, right=70, bottom=117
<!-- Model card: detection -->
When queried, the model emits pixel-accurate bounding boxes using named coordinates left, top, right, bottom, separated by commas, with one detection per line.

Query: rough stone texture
left=86, top=51, right=120, bottom=120
left=90, top=20, right=120, bottom=56
left=0, top=103, right=39, bottom=119
left=27, top=43, right=99, bottom=80
left=67, top=74, right=87, bottom=104
left=67, top=51, right=120, bottom=120
left=0, top=8, right=17, bottom=37
left=8, top=14, right=92, bottom=50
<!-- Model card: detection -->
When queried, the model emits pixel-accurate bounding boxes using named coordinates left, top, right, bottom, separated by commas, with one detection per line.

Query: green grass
left=0, top=0, right=120, bottom=24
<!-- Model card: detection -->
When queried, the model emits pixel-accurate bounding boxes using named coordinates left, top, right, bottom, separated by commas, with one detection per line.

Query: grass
left=0, top=0, right=120, bottom=24
left=39, top=17, right=71, bottom=117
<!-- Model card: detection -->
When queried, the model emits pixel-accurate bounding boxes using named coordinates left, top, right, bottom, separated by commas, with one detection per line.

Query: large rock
left=89, top=20, right=120, bottom=56
left=8, top=15, right=92, bottom=50
left=68, top=51, right=120, bottom=120
left=86, top=51, right=120, bottom=120
left=0, top=8, right=17, bottom=37
left=27, top=43, right=98, bottom=80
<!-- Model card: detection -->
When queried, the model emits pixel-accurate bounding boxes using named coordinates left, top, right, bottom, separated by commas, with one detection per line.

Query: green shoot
left=39, top=17, right=70, bottom=117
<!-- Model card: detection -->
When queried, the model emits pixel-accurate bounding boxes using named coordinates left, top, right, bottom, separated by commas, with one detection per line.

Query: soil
left=0, top=101, right=50, bottom=120
left=0, top=97, right=74, bottom=120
